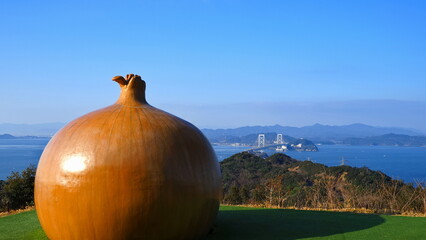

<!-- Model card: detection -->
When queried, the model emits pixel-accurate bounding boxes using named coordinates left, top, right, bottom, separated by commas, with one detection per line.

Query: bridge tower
left=276, top=134, right=283, bottom=144
left=257, top=134, right=265, bottom=148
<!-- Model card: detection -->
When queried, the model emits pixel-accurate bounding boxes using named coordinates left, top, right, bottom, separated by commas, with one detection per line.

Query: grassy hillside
left=1, top=206, right=426, bottom=239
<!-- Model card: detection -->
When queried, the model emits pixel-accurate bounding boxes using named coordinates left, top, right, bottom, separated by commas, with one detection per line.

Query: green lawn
left=209, top=206, right=426, bottom=240
left=1, top=206, right=425, bottom=240
left=0, top=211, right=47, bottom=240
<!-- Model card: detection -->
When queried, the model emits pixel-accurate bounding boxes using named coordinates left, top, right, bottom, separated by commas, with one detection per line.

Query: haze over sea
left=1, top=139, right=425, bottom=183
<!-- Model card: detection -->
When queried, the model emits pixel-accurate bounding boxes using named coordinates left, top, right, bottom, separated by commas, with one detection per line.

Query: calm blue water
left=1, top=139, right=425, bottom=183
left=0, top=139, right=49, bottom=180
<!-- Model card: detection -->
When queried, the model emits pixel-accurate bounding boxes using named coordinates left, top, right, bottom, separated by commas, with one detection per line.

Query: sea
left=1, top=139, right=425, bottom=183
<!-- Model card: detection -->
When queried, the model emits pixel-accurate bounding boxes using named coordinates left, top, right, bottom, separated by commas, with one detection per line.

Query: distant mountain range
left=201, top=123, right=424, bottom=142
left=0, top=123, right=65, bottom=137
left=0, top=134, right=49, bottom=139
left=0, top=122, right=423, bottom=141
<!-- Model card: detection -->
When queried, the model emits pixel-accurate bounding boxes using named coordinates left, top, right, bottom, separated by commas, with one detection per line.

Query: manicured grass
left=208, top=206, right=426, bottom=240
left=1, top=206, right=425, bottom=239
left=0, top=210, right=47, bottom=240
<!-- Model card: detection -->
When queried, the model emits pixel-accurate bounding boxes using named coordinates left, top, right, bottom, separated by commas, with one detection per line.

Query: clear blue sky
left=1, top=1, right=425, bottom=130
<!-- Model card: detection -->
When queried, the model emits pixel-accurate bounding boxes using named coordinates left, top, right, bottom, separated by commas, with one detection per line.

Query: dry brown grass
left=221, top=204, right=426, bottom=217
left=0, top=206, right=35, bottom=218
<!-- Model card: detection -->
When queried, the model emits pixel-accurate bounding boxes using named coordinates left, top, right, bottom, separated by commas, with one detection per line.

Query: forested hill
left=220, top=152, right=425, bottom=214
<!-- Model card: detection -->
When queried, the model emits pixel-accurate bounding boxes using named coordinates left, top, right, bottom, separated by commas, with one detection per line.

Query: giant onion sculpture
left=35, top=74, right=221, bottom=240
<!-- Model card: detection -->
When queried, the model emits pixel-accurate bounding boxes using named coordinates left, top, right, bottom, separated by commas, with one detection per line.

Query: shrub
left=0, top=165, right=36, bottom=212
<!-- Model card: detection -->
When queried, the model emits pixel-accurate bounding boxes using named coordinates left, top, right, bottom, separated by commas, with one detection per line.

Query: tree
left=223, top=184, right=242, bottom=205
left=239, top=186, right=250, bottom=204
left=0, top=165, right=36, bottom=211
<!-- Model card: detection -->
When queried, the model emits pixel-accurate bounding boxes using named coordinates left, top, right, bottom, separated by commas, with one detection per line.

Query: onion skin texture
left=34, top=75, right=221, bottom=240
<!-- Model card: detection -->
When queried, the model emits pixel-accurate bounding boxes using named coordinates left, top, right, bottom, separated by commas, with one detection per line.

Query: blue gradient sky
left=1, top=1, right=425, bottom=130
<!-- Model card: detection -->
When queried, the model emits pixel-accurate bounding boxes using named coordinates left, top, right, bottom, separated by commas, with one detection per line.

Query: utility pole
left=340, top=157, right=346, bottom=166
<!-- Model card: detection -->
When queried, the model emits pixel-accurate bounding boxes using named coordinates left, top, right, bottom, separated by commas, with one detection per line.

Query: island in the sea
left=0, top=134, right=50, bottom=139
left=341, top=133, right=426, bottom=147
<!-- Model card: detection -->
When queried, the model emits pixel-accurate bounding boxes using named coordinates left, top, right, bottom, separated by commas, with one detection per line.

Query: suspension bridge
left=245, top=133, right=287, bottom=152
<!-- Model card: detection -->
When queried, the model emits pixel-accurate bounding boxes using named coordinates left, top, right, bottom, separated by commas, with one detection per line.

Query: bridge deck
left=246, top=143, right=284, bottom=151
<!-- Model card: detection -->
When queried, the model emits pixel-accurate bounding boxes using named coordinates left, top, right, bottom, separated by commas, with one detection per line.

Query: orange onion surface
left=35, top=74, right=221, bottom=240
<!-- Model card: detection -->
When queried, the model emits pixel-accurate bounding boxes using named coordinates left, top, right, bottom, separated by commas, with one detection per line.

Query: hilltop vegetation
left=221, top=152, right=426, bottom=214
left=0, top=166, right=36, bottom=212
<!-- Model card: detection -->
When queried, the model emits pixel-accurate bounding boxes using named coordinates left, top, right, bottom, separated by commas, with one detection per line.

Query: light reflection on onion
left=61, top=154, right=87, bottom=173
